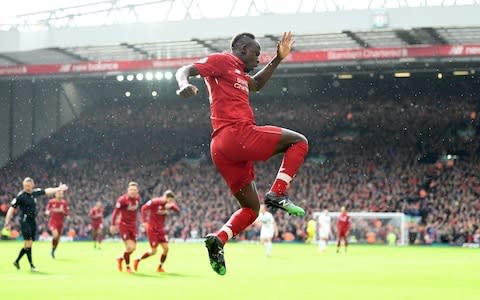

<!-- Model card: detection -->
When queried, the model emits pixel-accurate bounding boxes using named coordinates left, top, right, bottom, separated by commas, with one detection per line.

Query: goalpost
left=313, top=212, right=408, bottom=246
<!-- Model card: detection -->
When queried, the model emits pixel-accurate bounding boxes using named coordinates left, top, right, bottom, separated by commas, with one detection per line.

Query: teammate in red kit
left=46, top=190, right=68, bottom=259
left=336, top=206, right=351, bottom=254
left=110, top=182, right=140, bottom=274
left=176, top=32, right=308, bottom=275
left=134, top=190, right=179, bottom=273
left=89, top=201, right=104, bottom=249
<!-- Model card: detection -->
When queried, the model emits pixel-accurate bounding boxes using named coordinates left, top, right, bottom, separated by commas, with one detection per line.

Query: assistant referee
left=3, top=177, right=68, bottom=271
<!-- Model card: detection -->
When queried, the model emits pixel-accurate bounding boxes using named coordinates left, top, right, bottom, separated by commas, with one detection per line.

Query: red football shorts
left=211, top=123, right=282, bottom=194
left=49, top=223, right=64, bottom=234
left=92, top=222, right=103, bottom=231
left=338, top=230, right=349, bottom=239
left=148, top=228, right=168, bottom=247
left=119, top=226, right=137, bottom=241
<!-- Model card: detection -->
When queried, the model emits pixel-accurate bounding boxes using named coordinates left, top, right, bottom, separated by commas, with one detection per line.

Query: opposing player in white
left=257, top=205, right=278, bottom=257
left=317, top=209, right=331, bottom=252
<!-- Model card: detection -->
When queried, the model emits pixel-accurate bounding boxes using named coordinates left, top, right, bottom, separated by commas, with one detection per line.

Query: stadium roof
left=2, top=0, right=479, bottom=31
left=1, top=26, right=480, bottom=66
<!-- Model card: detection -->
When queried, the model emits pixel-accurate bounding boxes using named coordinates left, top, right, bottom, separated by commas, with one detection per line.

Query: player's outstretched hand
left=58, top=183, right=68, bottom=192
left=176, top=84, right=199, bottom=98
left=277, top=31, right=294, bottom=60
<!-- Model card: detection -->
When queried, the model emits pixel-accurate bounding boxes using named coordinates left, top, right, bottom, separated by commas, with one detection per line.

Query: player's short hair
left=128, top=181, right=138, bottom=188
left=23, top=177, right=34, bottom=184
left=163, top=190, right=175, bottom=198
left=231, top=32, right=256, bottom=49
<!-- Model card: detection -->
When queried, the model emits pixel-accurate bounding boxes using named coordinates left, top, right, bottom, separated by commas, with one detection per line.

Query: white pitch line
left=0, top=275, right=72, bottom=281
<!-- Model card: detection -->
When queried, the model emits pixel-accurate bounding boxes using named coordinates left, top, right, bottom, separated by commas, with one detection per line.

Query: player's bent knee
left=296, top=133, right=308, bottom=145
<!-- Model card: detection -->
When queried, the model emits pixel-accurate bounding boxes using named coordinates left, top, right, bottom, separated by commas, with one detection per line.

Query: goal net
left=312, top=212, right=408, bottom=246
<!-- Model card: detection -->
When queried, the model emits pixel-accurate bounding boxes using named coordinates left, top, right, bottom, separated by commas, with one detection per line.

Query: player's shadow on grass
left=54, top=258, right=77, bottom=262
left=134, top=272, right=198, bottom=278
left=30, top=271, right=51, bottom=275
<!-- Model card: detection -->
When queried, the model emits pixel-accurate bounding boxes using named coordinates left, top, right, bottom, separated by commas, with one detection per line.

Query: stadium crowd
left=1, top=82, right=479, bottom=245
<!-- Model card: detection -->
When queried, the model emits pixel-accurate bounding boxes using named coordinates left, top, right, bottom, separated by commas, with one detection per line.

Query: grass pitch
left=0, top=241, right=478, bottom=300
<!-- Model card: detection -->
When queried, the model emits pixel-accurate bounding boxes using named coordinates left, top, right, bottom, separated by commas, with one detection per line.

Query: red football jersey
left=141, top=197, right=180, bottom=231
left=47, top=199, right=68, bottom=225
left=112, top=194, right=139, bottom=228
left=337, top=212, right=351, bottom=232
left=89, top=207, right=104, bottom=225
left=193, top=52, right=255, bottom=135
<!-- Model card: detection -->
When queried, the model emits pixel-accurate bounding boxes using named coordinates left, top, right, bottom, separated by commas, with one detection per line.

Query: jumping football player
left=176, top=31, right=308, bottom=275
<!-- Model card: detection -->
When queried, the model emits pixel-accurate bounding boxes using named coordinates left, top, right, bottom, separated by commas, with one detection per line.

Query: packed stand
left=1, top=82, right=479, bottom=244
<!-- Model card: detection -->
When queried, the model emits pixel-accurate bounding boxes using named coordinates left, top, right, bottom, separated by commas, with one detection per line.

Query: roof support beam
left=343, top=30, right=371, bottom=48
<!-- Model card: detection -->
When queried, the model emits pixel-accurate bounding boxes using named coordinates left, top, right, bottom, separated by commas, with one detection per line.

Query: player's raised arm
left=175, top=65, right=200, bottom=98
left=166, top=202, right=180, bottom=213
left=44, top=183, right=68, bottom=196
left=249, top=31, right=294, bottom=92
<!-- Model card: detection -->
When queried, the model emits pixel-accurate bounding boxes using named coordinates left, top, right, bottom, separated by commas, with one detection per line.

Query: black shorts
left=21, top=220, right=37, bottom=241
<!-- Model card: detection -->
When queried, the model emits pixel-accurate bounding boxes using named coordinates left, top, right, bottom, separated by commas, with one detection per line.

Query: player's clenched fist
left=176, top=84, right=199, bottom=98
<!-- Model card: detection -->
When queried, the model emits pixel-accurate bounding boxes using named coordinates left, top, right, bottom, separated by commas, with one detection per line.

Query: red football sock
left=270, top=141, right=308, bottom=195
left=160, top=254, right=167, bottom=264
left=123, top=251, right=131, bottom=265
left=216, top=207, right=257, bottom=244
left=140, top=251, right=151, bottom=260
left=52, top=238, right=59, bottom=249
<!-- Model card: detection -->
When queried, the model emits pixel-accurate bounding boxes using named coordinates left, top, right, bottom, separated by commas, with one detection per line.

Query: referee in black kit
left=3, top=177, right=68, bottom=271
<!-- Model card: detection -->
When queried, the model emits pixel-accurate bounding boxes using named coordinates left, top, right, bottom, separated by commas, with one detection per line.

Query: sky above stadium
left=1, top=0, right=478, bottom=24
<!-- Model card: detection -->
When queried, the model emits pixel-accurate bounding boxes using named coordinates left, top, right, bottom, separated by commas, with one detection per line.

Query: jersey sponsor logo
left=127, top=203, right=138, bottom=211
left=52, top=205, right=65, bottom=212
left=233, top=77, right=249, bottom=93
